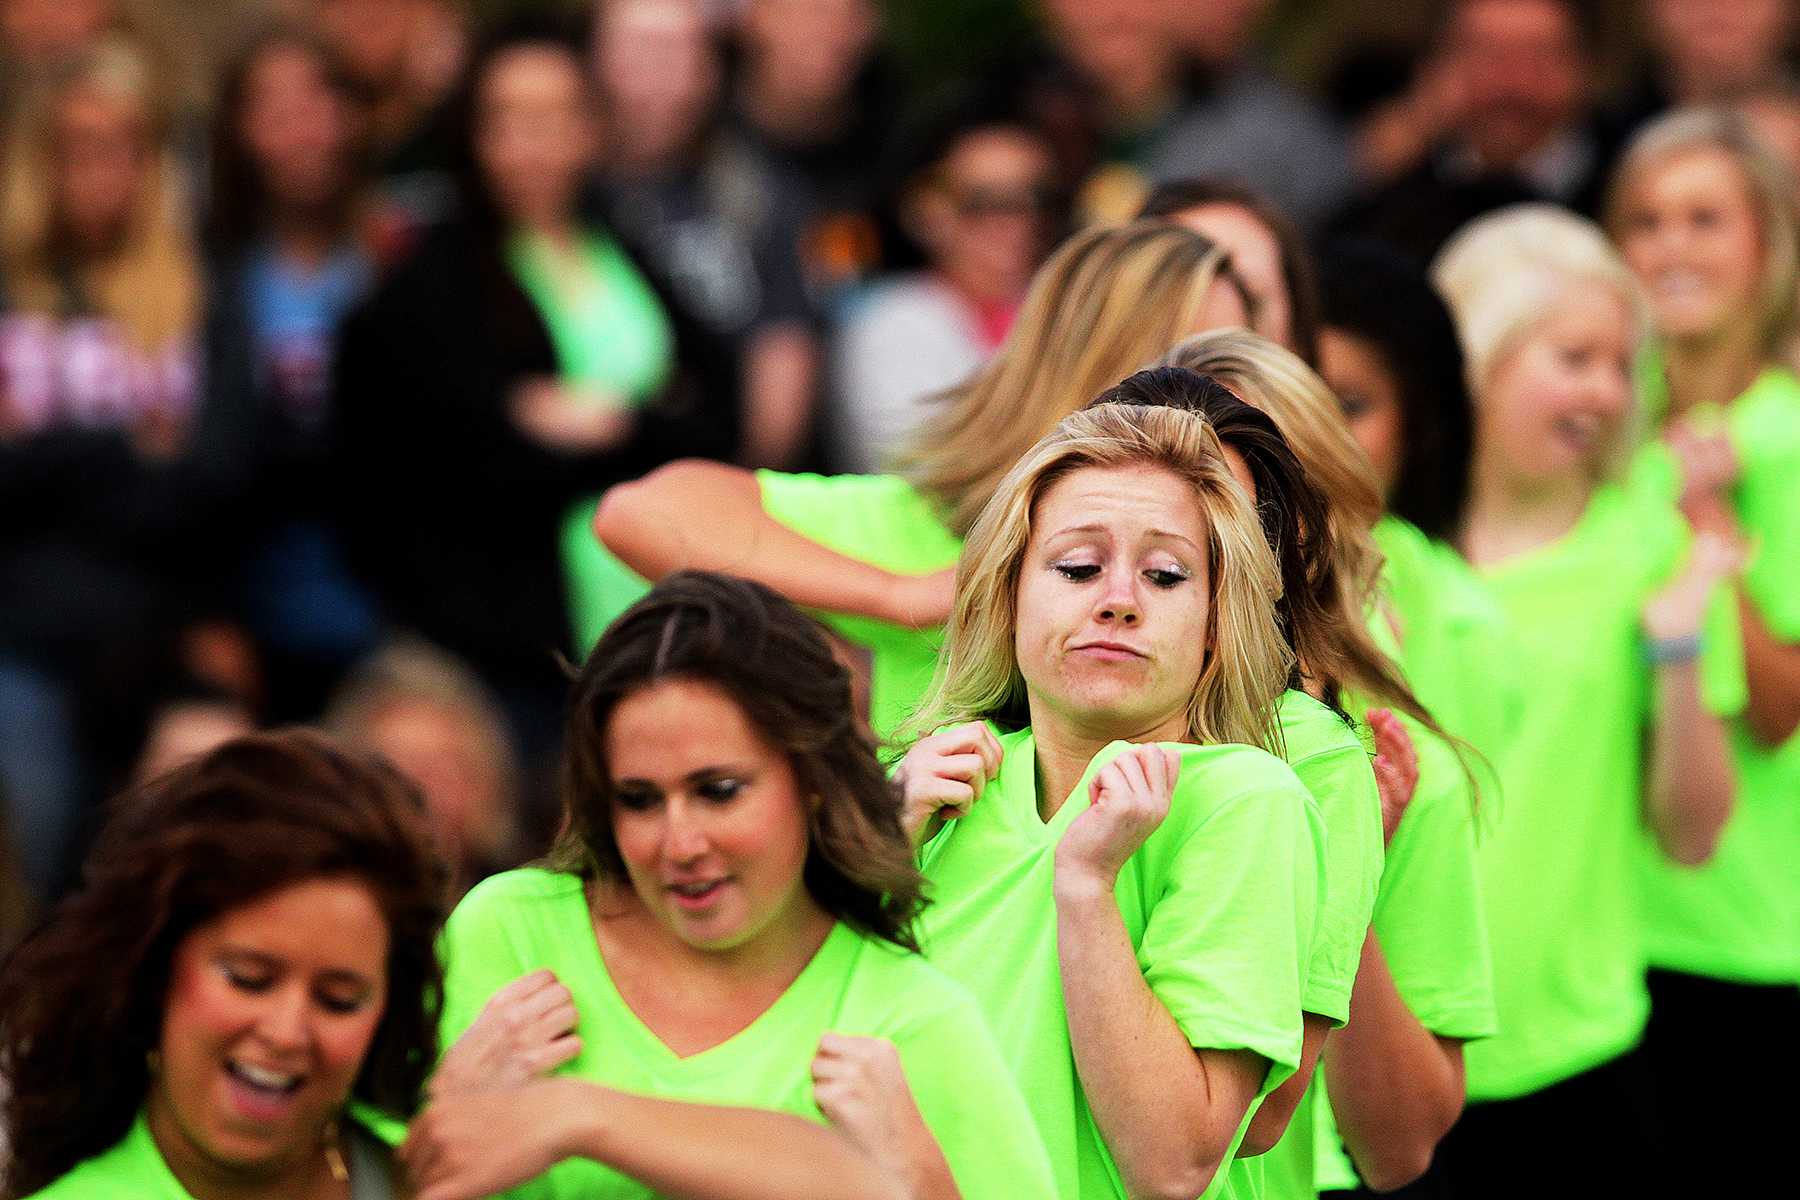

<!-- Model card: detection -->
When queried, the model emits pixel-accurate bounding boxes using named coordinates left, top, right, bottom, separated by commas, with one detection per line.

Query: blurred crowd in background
left=2, top=0, right=1797, bottom=937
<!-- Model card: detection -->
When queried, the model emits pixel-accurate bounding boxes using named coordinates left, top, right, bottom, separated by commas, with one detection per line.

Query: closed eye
left=1052, top=561, right=1100, bottom=582
left=1144, top=568, right=1189, bottom=588
left=696, top=777, right=745, bottom=803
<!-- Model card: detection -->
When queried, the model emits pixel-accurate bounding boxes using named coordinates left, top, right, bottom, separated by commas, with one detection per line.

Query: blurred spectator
left=1606, top=0, right=1797, bottom=141
left=1330, top=0, right=1609, bottom=266
left=326, top=637, right=520, bottom=895
left=590, top=0, right=819, bottom=471
left=728, top=0, right=898, bottom=290
left=333, top=20, right=735, bottom=792
left=131, top=675, right=256, bottom=783
left=1741, top=85, right=1800, bottom=187
left=1139, top=177, right=1323, bottom=363
left=1147, top=0, right=1356, bottom=232
left=206, top=24, right=382, bottom=719
left=827, top=92, right=1060, bottom=472
left=0, top=0, right=116, bottom=114
left=0, top=37, right=254, bottom=901
left=309, top=0, right=467, bottom=242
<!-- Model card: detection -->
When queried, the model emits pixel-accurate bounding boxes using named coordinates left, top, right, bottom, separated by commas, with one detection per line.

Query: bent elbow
left=592, top=480, right=642, bottom=550
left=1135, top=1160, right=1222, bottom=1200
left=1359, top=1143, right=1436, bottom=1194
left=1658, top=816, right=1725, bottom=867
left=1235, top=1122, right=1280, bottom=1158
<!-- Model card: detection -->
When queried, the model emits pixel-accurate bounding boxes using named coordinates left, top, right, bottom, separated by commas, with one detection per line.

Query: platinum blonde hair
left=1432, top=204, right=1646, bottom=476
left=904, top=403, right=1293, bottom=753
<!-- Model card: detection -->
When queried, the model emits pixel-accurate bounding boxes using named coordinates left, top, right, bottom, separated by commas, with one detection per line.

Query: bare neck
left=1661, top=324, right=1767, bottom=417
left=1460, top=450, right=1595, bottom=566
left=1027, top=701, right=1185, bottom=821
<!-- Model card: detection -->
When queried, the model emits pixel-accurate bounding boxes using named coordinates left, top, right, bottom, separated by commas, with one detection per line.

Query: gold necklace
left=323, top=1119, right=349, bottom=1185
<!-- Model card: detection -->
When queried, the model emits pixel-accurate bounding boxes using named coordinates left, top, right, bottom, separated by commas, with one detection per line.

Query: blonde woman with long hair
left=1160, top=331, right=1497, bottom=1197
left=892, top=396, right=1322, bottom=1200
left=1606, top=106, right=1800, bottom=1194
left=1425, top=204, right=1744, bottom=1197
left=594, top=221, right=1252, bottom=739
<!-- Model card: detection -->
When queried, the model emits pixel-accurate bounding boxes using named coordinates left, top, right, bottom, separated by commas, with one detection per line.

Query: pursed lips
left=1069, top=639, right=1149, bottom=659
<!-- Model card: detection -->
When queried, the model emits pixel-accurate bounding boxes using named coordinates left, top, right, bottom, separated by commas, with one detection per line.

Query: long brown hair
left=0, top=730, right=449, bottom=1199
left=554, top=572, right=927, bottom=950
left=896, top=220, right=1254, bottom=536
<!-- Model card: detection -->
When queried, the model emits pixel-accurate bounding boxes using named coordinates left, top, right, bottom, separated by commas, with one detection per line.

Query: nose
left=255, top=983, right=312, bottom=1054
left=1094, top=565, right=1141, bottom=626
left=661, top=798, right=711, bottom=864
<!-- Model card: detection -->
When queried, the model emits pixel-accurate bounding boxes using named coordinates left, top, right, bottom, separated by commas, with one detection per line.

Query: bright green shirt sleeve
left=1276, top=690, right=1383, bottom=1027
left=755, top=471, right=962, bottom=738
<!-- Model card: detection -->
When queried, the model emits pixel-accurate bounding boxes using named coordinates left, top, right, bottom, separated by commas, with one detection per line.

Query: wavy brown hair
left=553, top=571, right=927, bottom=951
left=0, top=730, right=449, bottom=1199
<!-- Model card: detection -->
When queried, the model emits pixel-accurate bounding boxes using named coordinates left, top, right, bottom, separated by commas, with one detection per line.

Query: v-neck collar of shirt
left=991, top=725, right=1139, bottom=838
left=573, top=884, right=855, bottom=1069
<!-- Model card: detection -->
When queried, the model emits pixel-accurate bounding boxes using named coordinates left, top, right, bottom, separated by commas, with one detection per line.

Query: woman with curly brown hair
left=0, top=728, right=450, bottom=1199
left=404, top=571, right=1052, bottom=1200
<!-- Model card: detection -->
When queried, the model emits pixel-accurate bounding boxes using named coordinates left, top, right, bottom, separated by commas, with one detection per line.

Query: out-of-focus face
left=1173, top=203, right=1293, bottom=351
left=1479, top=282, right=1633, bottom=486
left=1649, top=0, right=1791, bottom=98
left=605, top=679, right=818, bottom=954
left=1446, top=0, right=1586, bottom=169
left=1015, top=463, right=1213, bottom=741
left=740, top=0, right=876, bottom=105
left=1320, top=327, right=1404, bottom=496
left=591, top=0, right=717, bottom=166
left=1616, top=147, right=1765, bottom=344
left=239, top=44, right=355, bottom=217
left=148, top=879, right=388, bottom=1186
left=1041, top=0, right=1174, bottom=87
left=1192, top=276, right=1253, bottom=335
left=914, top=126, right=1056, bottom=301
left=363, top=701, right=507, bottom=866
left=474, top=43, right=594, bottom=229
left=52, top=84, right=149, bottom=252
left=315, top=0, right=423, bottom=90
left=0, top=0, right=113, bottom=67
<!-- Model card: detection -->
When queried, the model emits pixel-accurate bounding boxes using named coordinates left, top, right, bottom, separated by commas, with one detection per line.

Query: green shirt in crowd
left=20, top=1108, right=398, bottom=1199
left=1633, top=364, right=1800, bottom=985
left=755, top=471, right=963, bottom=740
left=1463, top=481, right=1743, bottom=1101
left=1301, top=523, right=1504, bottom=1193
left=437, top=868, right=1055, bottom=1200
left=515, top=229, right=677, bottom=653
left=916, top=727, right=1325, bottom=1200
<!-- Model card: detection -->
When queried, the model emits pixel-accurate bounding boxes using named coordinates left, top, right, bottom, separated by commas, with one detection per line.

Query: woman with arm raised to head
left=592, top=221, right=1253, bottom=739
left=893, top=397, right=1324, bottom=1200
left=401, top=572, right=1055, bottom=1200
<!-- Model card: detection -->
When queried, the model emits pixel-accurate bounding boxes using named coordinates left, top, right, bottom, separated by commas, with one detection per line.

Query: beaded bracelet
left=1644, top=632, right=1703, bottom=665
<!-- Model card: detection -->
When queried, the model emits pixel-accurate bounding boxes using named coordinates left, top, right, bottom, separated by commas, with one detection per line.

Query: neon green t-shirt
left=755, top=471, right=963, bottom=740
left=20, top=1108, right=397, bottom=1199
left=1257, top=691, right=1381, bottom=1200
left=916, top=726, right=1325, bottom=1200
left=436, top=868, right=1055, bottom=1199
left=1463, top=481, right=1744, bottom=1101
left=1633, top=365, right=1800, bottom=984
left=515, top=229, right=677, bottom=654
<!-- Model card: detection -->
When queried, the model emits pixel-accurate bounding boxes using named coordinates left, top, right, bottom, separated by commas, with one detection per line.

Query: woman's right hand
left=428, top=969, right=581, bottom=1100
left=1367, top=709, right=1420, bottom=846
left=1643, top=529, right=1748, bottom=643
left=813, top=1035, right=961, bottom=1200
left=893, top=723, right=1003, bottom=846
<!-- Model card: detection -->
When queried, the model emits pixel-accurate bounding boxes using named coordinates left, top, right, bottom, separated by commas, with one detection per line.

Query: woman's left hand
left=813, top=1035, right=956, bottom=1199
left=401, top=1078, right=588, bottom=1200
left=1054, top=745, right=1179, bottom=891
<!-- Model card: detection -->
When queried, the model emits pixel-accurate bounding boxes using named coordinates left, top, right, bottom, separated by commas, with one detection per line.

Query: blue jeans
left=0, top=657, right=86, bottom=901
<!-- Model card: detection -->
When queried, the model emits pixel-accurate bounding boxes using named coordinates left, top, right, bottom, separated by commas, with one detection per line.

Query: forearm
left=1054, top=876, right=1234, bottom=1200
left=1239, top=1016, right=1329, bottom=1156
left=1323, top=934, right=1464, bottom=1192
left=1647, top=659, right=1737, bottom=866
left=1740, top=594, right=1800, bottom=747
left=593, top=460, right=902, bottom=622
left=567, top=1084, right=905, bottom=1200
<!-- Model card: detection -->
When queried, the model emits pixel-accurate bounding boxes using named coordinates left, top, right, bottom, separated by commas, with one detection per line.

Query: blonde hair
left=1605, top=105, right=1800, bottom=354
left=896, top=221, right=1252, bottom=536
left=0, top=38, right=201, bottom=351
left=1432, top=204, right=1644, bottom=476
left=1160, top=329, right=1445, bottom=735
left=905, top=403, right=1292, bottom=753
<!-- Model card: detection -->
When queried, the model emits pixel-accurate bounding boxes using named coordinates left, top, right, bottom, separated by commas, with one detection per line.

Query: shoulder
left=1158, top=741, right=1311, bottom=829
left=1275, top=689, right=1363, bottom=768
left=19, top=1117, right=182, bottom=1200
left=838, top=931, right=988, bottom=1034
left=445, top=869, right=584, bottom=940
